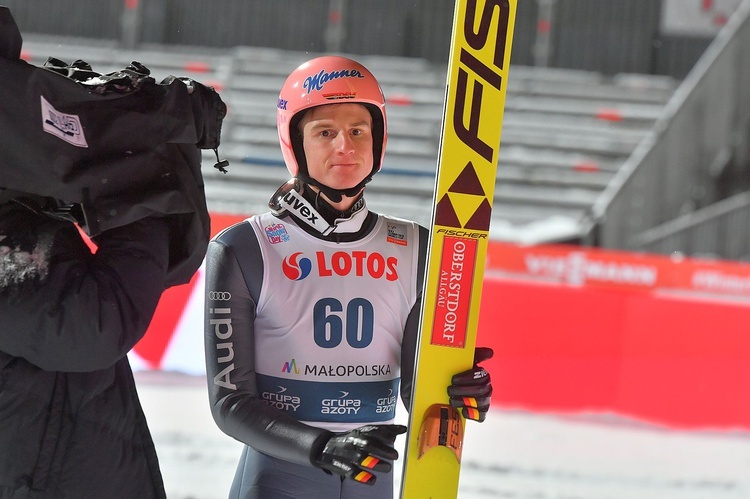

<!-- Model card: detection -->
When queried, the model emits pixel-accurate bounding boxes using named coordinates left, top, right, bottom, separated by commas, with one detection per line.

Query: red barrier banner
left=486, top=241, right=750, bottom=300
left=132, top=212, right=248, bottom=369
left=479, top=241, right=750, bottom=430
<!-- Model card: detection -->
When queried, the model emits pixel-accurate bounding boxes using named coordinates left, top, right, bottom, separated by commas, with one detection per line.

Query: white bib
left=247, top=212, right=421, bottom=431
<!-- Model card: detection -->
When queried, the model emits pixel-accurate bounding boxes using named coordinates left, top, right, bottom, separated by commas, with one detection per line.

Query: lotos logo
left=303, top=68, right=364, bottom=94
left=282, top=251, right=399, bottom=281
left=283, top=252, right=313, bottom=281
left=317, top=251, right=398, bottom=281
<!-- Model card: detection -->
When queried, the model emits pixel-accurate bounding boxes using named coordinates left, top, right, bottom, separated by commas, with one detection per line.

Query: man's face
left=299, top=103, right=374, bottom=191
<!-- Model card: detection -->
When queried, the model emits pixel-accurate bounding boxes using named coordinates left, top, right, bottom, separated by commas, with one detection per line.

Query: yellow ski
left=400, top=0, right=516, bottom=497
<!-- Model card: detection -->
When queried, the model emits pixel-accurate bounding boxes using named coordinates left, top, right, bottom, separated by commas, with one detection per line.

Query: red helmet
left=277, top=56, right=387, bottom=181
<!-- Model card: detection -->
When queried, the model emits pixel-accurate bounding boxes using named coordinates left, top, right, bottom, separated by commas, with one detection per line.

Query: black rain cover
left=0, top=7, right=227, bottom=286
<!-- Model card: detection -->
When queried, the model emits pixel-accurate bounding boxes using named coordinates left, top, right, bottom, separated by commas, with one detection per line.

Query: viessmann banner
left=486, top=241, right=750, bottom=299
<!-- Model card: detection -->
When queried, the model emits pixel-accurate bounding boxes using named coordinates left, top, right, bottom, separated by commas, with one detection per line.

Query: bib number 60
left=313, top=297, right=374, bottom=348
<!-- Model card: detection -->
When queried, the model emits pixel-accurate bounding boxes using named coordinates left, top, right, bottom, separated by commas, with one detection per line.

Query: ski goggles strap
left=269, top=179, right=335, bottom=236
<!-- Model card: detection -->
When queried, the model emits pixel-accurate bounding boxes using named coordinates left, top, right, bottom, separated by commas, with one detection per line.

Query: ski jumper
left=204, top=197, right=428, bottom=499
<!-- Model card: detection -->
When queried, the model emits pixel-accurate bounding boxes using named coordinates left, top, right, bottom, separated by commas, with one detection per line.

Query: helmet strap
left=298, top=172, right=373, bottom=204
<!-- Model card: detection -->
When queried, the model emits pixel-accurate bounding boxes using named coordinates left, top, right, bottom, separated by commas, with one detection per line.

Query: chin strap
left=298, top=172, right=372, bottom=203
left=269, top=179, right=336, bottom=235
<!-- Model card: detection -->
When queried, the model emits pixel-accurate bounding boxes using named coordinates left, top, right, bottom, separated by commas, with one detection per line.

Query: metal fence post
left=325, top=0, right=346, bottom=53
left=533, top=0, right=556, bottom=67
left=121, top=0, right=141, bottom=49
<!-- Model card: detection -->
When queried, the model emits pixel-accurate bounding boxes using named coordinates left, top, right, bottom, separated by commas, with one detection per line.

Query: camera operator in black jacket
left=0, top=7, right=225, bottom=497
left=0, top=197, right=170, bottom=498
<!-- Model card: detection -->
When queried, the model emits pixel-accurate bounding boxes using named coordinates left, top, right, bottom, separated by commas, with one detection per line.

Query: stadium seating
left=18, top=37, right=679, bottom=242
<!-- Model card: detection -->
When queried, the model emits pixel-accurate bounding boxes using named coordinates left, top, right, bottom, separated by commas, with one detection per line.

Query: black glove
left=314, top=424, right=406, bottom=485
left=448, top=347, right=493, bottom=422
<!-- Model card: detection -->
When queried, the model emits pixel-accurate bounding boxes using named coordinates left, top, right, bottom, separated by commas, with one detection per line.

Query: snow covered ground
left=135, top=371, right=750, bottom=499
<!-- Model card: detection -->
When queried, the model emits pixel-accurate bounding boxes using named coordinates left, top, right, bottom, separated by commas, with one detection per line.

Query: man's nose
left=333, top=132, right=355, bottom=153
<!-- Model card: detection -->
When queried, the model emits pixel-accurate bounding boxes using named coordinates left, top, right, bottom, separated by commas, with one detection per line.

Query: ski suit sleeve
left=399, top=224, right=430, bottom=410
left=204, top=226, right=331, bottom=467
left=0, top=215, right=170, bottom=372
